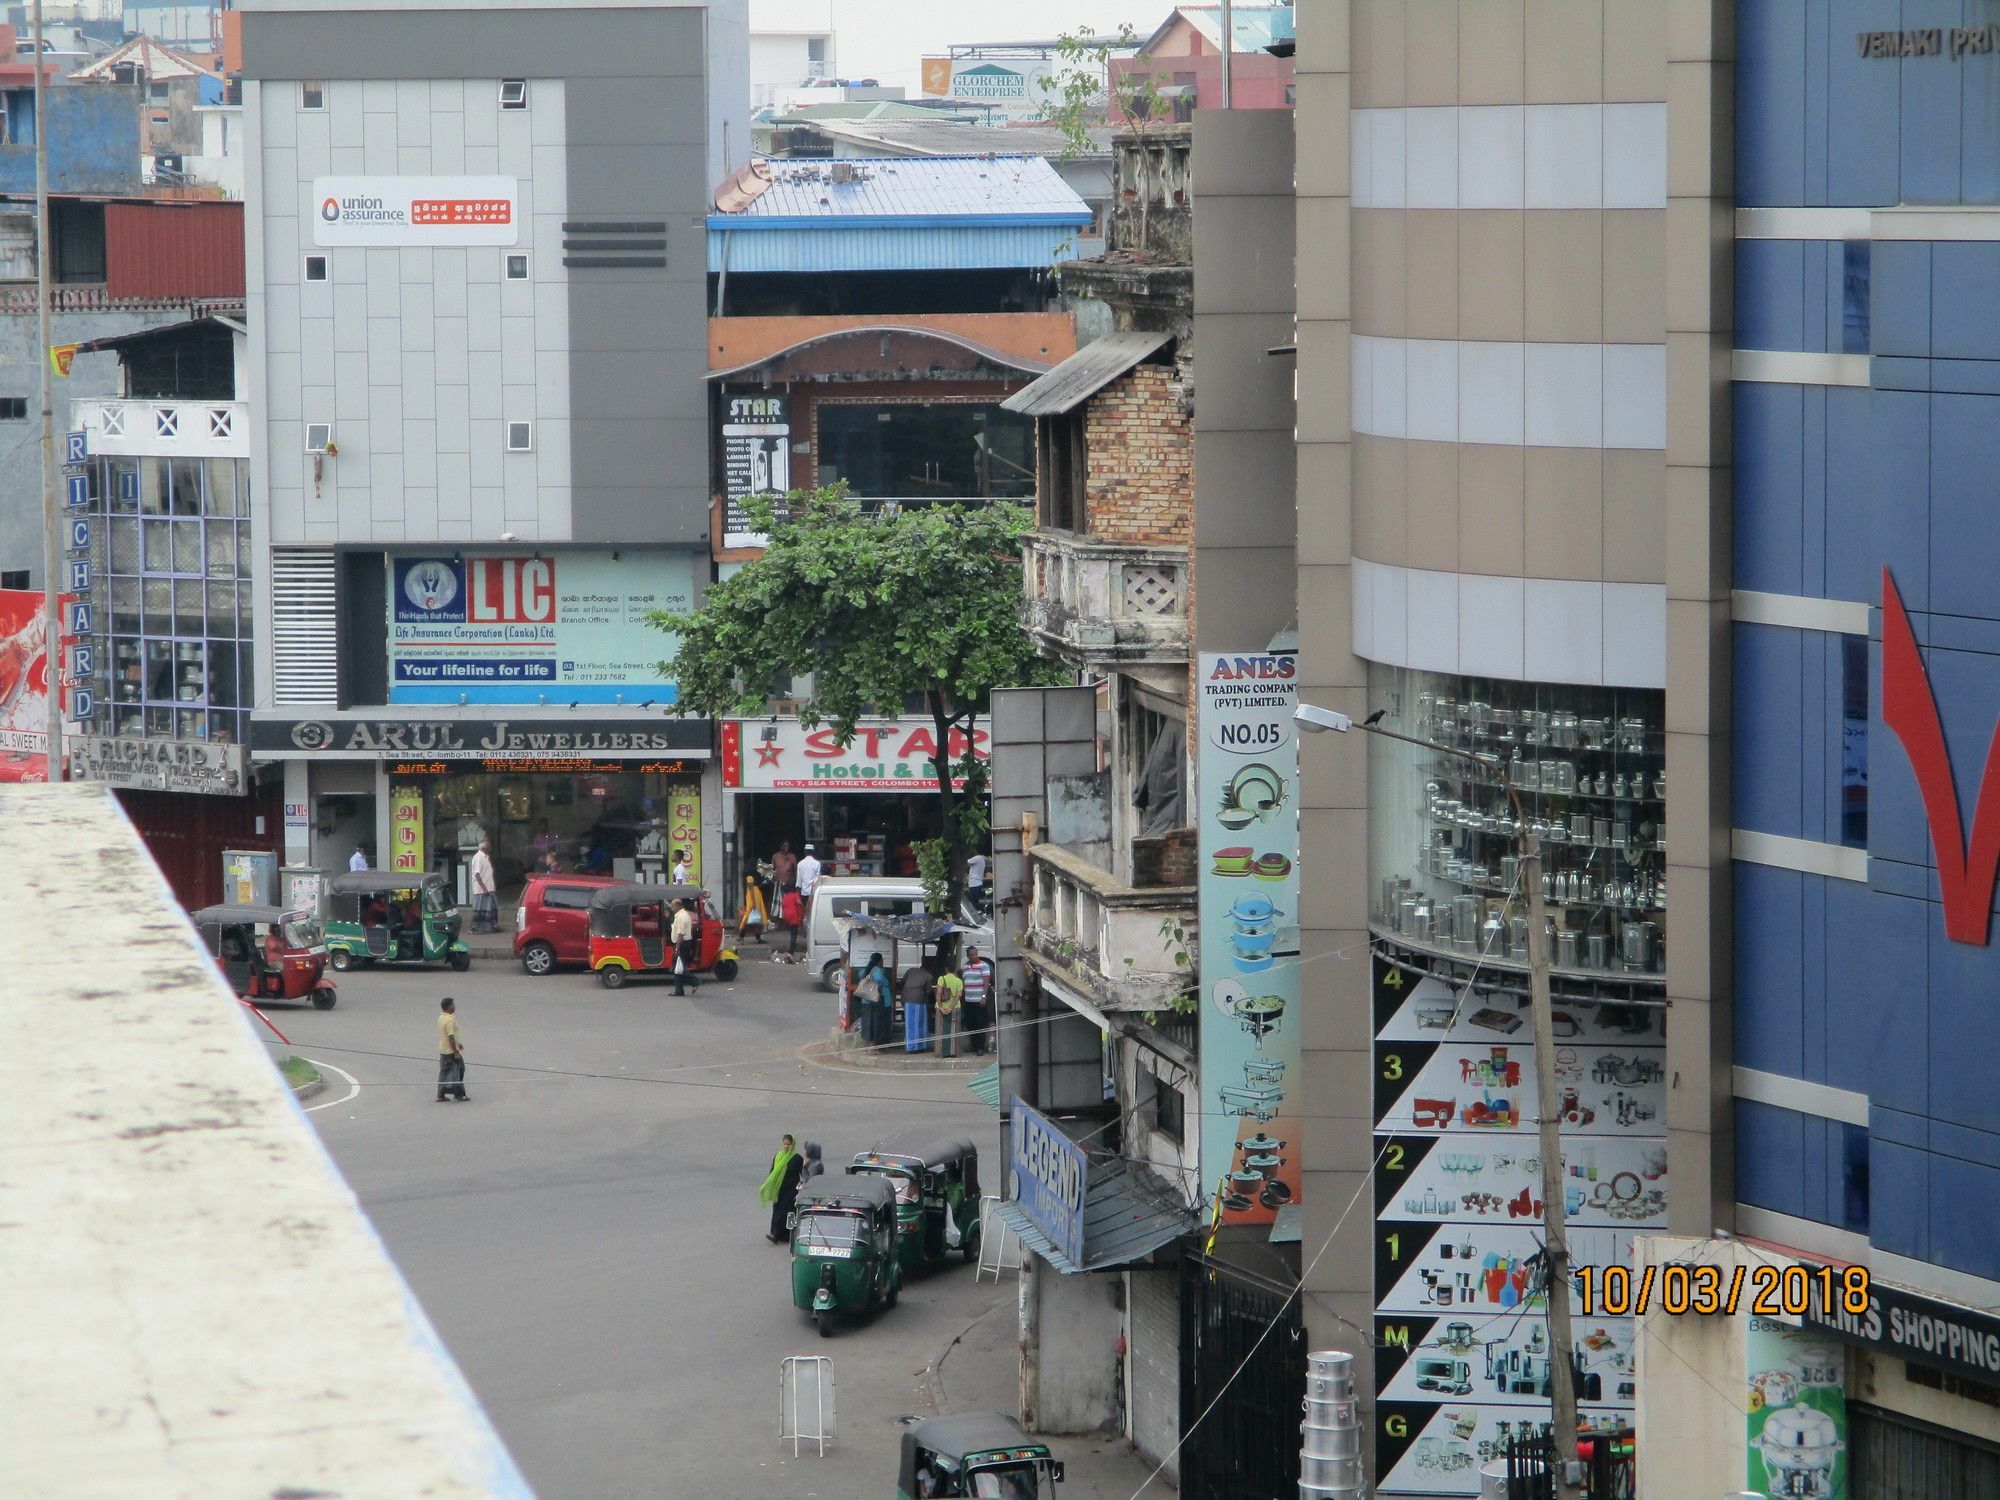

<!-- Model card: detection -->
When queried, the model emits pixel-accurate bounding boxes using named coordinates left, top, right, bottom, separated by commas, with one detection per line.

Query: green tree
left=652, top=486, right=1063, bottom=917
left=1039, top=23, right=1169, bottom=249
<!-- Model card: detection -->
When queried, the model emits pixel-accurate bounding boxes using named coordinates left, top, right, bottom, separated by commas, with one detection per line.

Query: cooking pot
left=1259, top=1178, right=1293, bottom=1207
left=1240, top=1133, right=1285, bottom=1153
left=1245, top=1152, right=1284, bottom=1172
left=1243, top=1057, right=1285, bottom=1083
left=1231, top=929, right=1277, bottom=956
left=1234, top=953, right=1276, bottom=974
left=1234, top=917, right=1276, bottom=938
left=1230, top=894, right=1283, bottom=924
left=1228, top=1169, right=1266, bottom=1190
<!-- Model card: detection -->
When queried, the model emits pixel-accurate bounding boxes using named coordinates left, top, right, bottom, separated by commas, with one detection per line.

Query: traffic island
left=281, top=1053, right=325, bottom=1103
left=807, top=1032, right=984, bottom=1073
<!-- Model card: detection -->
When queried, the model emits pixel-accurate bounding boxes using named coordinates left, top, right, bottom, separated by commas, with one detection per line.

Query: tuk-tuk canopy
left=853, top=1130, right=979, bottom=1174
left=905, top=1413, right=1051, bottom=1465
left=189, top=903, right=308, bottom=927
left=586, top=882, right=705, bottom=937
left=842, top=911, right=963, bottom=946
left=795, top=1175, right=898, bottom=1216
left=327, top=871, right=450, bottom=898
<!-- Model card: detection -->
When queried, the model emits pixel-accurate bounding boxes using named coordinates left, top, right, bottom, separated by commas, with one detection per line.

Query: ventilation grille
left=562, top=220, right=667, bottom=269
left=271, top=549, right=337, bottom=706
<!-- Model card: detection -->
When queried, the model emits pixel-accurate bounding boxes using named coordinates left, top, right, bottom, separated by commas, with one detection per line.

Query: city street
left=273, top=949, right=1157, bottom=1500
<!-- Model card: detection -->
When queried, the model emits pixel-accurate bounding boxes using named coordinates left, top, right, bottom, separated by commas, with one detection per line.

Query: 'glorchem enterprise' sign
left=311, top=176, right=519, bottom=247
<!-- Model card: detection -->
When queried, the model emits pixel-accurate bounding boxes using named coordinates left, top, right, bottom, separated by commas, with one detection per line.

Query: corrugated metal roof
left=1146, top=3, right=1296, bottom=54
left=709, top=156, right=1091, bottom=227
left=807, top=119, right=1114, bottom=160
left=995, top=1157, right=1196, bottom=1273
left=968, top=1062, right=1000, bottom=1110
left=707, top=224, right=1084, bottom=274
left=1001, top=330, right=1171, bottom=417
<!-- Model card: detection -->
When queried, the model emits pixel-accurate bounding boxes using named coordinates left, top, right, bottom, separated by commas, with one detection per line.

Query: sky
left=755, top=0, right=1170, bottom=91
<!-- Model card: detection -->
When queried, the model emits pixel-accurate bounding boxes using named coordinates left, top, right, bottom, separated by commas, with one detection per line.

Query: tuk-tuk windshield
left=795, top=1211, right=866, bottom=1252
left=422, top=883, right=453, bottom=916
left=968, top=1465, right=1043, bottom=1500
left=282, top=917, right=321, bottom=948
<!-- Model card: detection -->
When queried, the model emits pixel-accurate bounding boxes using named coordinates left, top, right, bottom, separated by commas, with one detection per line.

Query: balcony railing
left=1021, top=530, right=1190, bottom=666
left=1022, top=842, right=1196, bottom=1014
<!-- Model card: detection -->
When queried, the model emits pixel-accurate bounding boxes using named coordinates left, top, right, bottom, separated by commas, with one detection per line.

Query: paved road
left=272, top=951, right=1160, bottom=1500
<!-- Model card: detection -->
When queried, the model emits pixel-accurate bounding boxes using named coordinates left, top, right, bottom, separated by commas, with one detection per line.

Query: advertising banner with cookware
left=1747, top=1318, right=1847, bottom=1500
left=1195, top=652, right=1302, bottom=1228
left=1370, top=957, right=1665, bottom=1493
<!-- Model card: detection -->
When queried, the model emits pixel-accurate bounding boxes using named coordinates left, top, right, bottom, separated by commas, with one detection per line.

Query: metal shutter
left=270, top=549, right=337, bottom=706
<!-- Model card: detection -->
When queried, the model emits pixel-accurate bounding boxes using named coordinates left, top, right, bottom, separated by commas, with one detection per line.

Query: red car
left=514, top=873, right=619, bottom=976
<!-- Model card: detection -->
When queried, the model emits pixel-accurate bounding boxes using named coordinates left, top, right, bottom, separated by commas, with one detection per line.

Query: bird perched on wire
left=1363, top=709, right=1387, bottom=726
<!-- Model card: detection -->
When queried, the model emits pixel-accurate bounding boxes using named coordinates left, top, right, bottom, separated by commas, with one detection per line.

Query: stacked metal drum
left=1299, top=1349, right=1364, bottom=1498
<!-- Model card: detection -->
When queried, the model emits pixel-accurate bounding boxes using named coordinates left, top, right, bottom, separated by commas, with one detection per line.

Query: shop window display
left=1367, top=666, right=1666, bottom=987
left=417, top=769, right=702, bottom=895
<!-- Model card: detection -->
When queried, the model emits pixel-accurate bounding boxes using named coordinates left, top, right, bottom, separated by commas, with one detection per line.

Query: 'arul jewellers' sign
left=250, top=715, right=710, bottom=760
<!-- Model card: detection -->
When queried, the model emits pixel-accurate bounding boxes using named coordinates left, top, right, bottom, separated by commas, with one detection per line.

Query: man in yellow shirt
left=933, top=968, right=964, bottom=1059
left=436, top=996, right=468, bottom=1102
left=670, top=898, right=697, bottom=996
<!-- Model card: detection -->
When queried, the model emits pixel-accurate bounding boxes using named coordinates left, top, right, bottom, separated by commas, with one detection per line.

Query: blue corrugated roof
left=710, top=156, right=1092, bottom=229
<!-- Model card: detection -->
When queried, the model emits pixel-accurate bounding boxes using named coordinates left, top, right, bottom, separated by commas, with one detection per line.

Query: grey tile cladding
left=244, top=5, right=716, bottom=547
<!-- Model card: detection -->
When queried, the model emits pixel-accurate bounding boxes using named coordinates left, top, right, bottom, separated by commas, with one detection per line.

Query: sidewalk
left=931, top=1300, right=1167, bottom=1500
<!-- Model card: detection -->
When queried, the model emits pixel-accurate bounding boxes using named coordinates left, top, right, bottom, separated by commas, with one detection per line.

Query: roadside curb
left=799, top=1036, right=984, bottom=1076
left=291, top=1070, right=326, bottom=1104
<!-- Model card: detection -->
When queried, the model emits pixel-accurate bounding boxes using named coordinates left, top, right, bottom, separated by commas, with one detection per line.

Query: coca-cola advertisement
left=0, top=587, right=54, bottom=782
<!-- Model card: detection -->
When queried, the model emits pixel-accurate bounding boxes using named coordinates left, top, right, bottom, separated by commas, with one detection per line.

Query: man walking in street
left=960, top=946, right=993, bottom=1056
left=469, top=838, right=498, bottom=932
left=670, top=896, right=697, bottom=996
left=796, top=843, right=822, bottom=902
left=436, top=997, right=468, bottom=1102
left=933, top=964, right=963, bottom=1059
left=671, top=848, right=692, bottom=885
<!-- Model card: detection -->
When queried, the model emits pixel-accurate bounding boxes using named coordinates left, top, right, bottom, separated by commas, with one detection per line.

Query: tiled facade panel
left=1738, top=0, right=2000, bottom=208
left=262, top=77, right=572, bottom=546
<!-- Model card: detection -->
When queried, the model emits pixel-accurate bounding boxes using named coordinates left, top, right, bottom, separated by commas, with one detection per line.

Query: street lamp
left=1294, top=700, right=1585, bottom=1500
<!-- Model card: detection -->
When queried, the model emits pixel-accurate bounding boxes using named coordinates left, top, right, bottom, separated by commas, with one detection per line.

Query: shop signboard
left=1747, top=1318, right=1846, bottom=1500
left=69, top=734, right=246, bottom=796
left=919, top=56, right=1057, bottom=118
left=251, top=713, right=710, bottom=760
left=390, top=786, right=425, bottom=874
left=1369, top=957, right=1665, bottom=1493
left=1194, top=651, right=1302, bottom=1228
left=1009, top=1096, right=1087, bottom=1266
left=721, top=394, right=789, bottom=550
left=311, top=176, right=519, bottom=246
left=387, top=549, right=695, bottom=705
left=0, top=587, right=54, bottom=779
left=667, top=787, right=701, bottom=883
left=722, top=716, right=991, bottom=792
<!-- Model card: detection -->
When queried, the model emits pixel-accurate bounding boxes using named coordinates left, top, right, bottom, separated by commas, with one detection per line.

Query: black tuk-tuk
left=790, top=1173, right=901, bottom=1337
left=849, top=1131, right=982, bottom=1271
left=897, top=1414, right=1065, bottom=1499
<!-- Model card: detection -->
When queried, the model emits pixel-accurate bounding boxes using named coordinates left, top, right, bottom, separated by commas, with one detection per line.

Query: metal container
left=1397, top=899, right=1418, bottom=935
left=1613, top=773, right=1629, bottom=798
left=1594, top=818, right=1612, bottom=847
left=1500, top=855, right=1519, bottom=893
left=1453, top=895, right=1480, bottom=950
left=1622, top=920, right=1654, bottom=970
left=1588, top=933, right=1610, bottom=969
left=1554, top=760, right=1577, bottom=792
left=1300, top=1423, right=1363, bottom=1460
left=1571, top=812, right=1592, bottom=842
left=1508, top=915, right=1529, bottom=959
left=1558, top=930, right=1579, bottom=968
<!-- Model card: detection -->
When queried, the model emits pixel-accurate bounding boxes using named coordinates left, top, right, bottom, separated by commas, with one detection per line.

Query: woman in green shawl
left=760, top=1133, right=803, bottom=1243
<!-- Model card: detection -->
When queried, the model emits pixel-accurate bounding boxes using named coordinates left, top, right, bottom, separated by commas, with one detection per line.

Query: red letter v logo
left=1881, top=566, right=2000, bottom=944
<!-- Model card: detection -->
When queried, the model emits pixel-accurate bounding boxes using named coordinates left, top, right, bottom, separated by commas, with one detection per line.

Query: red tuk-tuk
left=192, top=903, right=337, bottom=1009
left=587, top=882, right=738, bottom=988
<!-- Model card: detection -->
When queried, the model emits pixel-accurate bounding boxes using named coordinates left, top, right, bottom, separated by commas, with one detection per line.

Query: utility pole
left=1218, top=0, right=1233, bottom=108
left=33, top=0, right=61, bottom=786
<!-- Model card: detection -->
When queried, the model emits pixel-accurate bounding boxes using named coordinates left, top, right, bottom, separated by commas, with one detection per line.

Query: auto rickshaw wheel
left=961, top=1226, right=980, bottom=1264
left=884, top=1275, right=898, bottom=1310
left=449, top=951, right=471, bottom=972
left=713, top=958, right=738, bottom=981
left=312, top=988, right=337, bottom=1010
left=599, top=965, right=627, bottom=990
left=816, top=1310, right=834, bottom=1339
left=329, top=949, right=352, bottom=972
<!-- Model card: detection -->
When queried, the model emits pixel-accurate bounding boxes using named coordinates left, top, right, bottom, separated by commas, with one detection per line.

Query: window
left=505, top=253, right=529, bottom=280
left=1128, top=700, right=1185, bottom=837
left=1841, top=633, right=1868, bottom=849
left=1842, top=241, right=1871, bottom=355
left=148, top=78, right=172, bottom=101
left=499, top=79, right=528, bottom=109
left=51, top=200, right=105, bottom=284
left=1839, top=1122, right=1870, bottom=1235
left=304, top=423, right=332, bottom=454
left=0, top=397, right=25, bottom=420
left=301, top=81, right=325, bottom=110
left=1038, top=409, right=1085, bottom=531
left=1149, top=1071, right=1184, bottom=1146
left=506, top=421, right=534, bottom=452
left=542, top=884, right=595, bottom=910
left=816, top=402, right=1035, bottom=502
left=303, top=254, right=328, bottom=282
left=0, top=569, right=26, bottom=589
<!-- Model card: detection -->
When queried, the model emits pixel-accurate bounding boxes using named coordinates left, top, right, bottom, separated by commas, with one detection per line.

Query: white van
left=806, top=876, right=992, bottom=990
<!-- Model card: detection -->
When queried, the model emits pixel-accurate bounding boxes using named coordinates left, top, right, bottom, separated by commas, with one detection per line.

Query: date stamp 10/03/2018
left=1575, top=1261, right=1873, bottom=1318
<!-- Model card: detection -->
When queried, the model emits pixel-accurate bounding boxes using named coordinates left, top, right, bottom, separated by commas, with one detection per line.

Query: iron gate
left=1179, top=1251, right=1306, bottom=1500
left=1850, top=1402, right=2000, bottom=1498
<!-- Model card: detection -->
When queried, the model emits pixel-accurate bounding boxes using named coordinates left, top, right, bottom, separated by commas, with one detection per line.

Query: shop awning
left=1000, top=330, right=1172, bottom=418
left=995, top=1158, right=1197, bottom=1274
left=968, top=1062, right=1001, bottom=1110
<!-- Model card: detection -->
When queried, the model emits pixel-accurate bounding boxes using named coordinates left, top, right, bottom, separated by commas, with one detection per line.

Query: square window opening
left=0, top=397, right=25, bottom=420
left=301, top=81, right=325, bottom=110
left=506, top=421, right=534, bottom=452
left=499, top=79, right=528, bottom=109
left=505, top=253, right=529, bottom=280
left=303, top=254, right=328, bottom=282
left=0, top=569, right=26, bottom=589
left=304, top=423, right=332, bottom=454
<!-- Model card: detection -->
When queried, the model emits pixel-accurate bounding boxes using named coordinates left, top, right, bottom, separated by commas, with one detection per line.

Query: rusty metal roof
left=1000, top=330, right=1171, bottom=417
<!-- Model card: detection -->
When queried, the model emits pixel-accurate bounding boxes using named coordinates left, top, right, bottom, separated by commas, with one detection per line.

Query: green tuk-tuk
left=849, top=1131, right=981, bottom=1272
left=897, top=1414, right=1065, bottom=1499
left=791, top=1174, right=901, bottom=1338
left=323, top=871, right=471, bottom=972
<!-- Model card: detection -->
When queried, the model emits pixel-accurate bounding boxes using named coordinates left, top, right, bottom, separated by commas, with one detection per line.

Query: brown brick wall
left=1085, top=364, right=1193, bottom=547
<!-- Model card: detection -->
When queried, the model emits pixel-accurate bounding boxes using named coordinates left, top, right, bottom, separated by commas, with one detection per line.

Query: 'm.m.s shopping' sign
left=1010, top=1097, right=1086, bottom=1266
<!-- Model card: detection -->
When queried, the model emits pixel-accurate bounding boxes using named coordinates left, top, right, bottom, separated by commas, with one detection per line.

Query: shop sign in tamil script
left=721, top=395, right=789, bottom=550
left=722, top=715, right=990, bottom=791
left=1195, top=652, right=1302, bottom=1227
left=389, top=785, right=425, bottom=875
left=311, top=176, right=519, bottom=246
left=388, top=550, right=695, bottom=705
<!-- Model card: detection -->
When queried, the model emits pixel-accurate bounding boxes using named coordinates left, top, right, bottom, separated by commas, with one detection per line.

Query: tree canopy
left=652, top=487, right=1065, bottom=906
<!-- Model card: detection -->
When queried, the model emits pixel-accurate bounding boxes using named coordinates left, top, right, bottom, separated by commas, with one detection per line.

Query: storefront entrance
left=1178, top=1252, right=1305, bottom=1500
left=1850, top=1404, right=2000, bottom=1498
left=396, top=764, right=702, bottom=900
